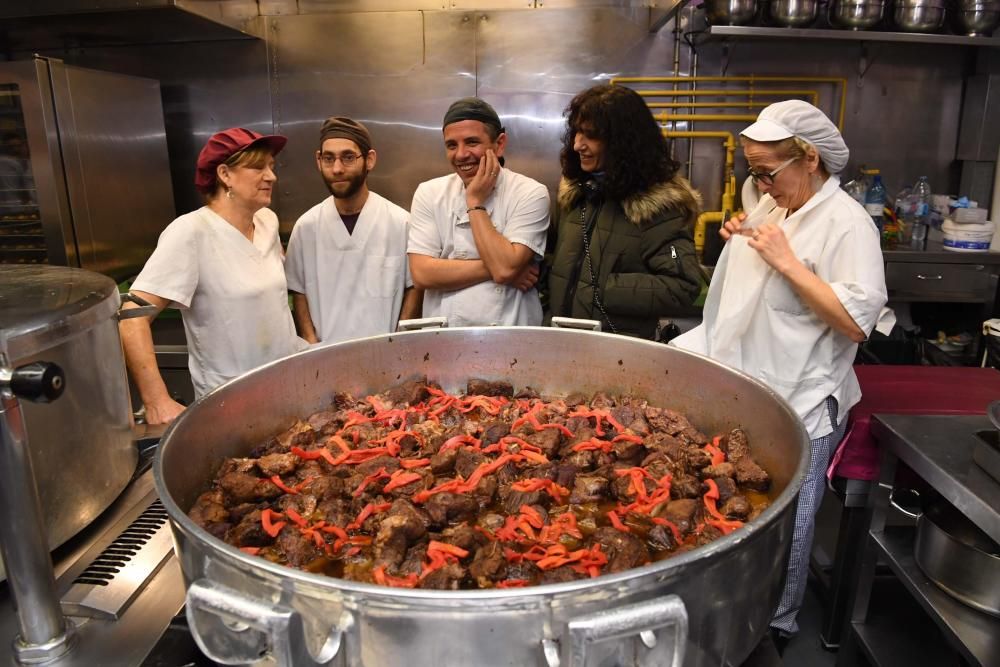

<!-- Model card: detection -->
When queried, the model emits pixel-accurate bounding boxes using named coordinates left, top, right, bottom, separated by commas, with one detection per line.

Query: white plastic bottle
left=912, top=176, right=932, bottom=250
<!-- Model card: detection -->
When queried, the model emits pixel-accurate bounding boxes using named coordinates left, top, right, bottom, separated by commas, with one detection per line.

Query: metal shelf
left=707, top=25, right=1000, bottom=47
left=872, top=526, right=1000, bottom=666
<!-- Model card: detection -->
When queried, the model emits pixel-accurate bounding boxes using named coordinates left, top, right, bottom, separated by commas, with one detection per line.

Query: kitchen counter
left=883, top=241, right=1000, bottom=264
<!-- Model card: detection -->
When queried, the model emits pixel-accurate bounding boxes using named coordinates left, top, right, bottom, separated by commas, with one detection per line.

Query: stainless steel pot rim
left=919, top=513, right=1000, bottom=560
left=155, top=326, right=811, bottom=601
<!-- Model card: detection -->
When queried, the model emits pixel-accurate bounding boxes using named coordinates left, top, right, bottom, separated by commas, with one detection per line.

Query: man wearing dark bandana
left=407, top=98, right=550, bottom=326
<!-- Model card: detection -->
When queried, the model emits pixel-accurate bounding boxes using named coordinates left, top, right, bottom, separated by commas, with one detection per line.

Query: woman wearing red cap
left=120, top=128, right=307, bottom=424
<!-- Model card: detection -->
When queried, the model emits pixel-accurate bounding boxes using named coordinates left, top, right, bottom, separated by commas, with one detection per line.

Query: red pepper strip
left=285, top=507, right=309, bottom=528
left=308, top=530, right=327, bottom=549
left=382, top=470, right=423, bottom=493
left=458, top=396, right=507, bottom=415
left=621, top=485, right=672, bottom=516
left=607, top=510, right=631, bottom=533
left=520, top=450, right=549, bottom=464
left=321, top=524, right=349, bottom=541
left=240, top=546, right=261, bottom=556
left=428, top=540, right=470, bottom=559
left=521, top=544, right=553, bottom=561
left=704, top=442, right=726, bottom=467
left=462, top=454, right=517, bottom=491
left=569, top=544, right=608, bottom=577
left=291, top=446, right=340, bottom=467
left=496, top=579, right=530, bottom=588
left=365, top=395, right=389, bottom=413
left=539, top=512, right=583, bottom=545
left=518, top=505, right=545, bottom=529
left=511, top=478, right=570, bottom=504
left=346, top=535, right=373, bottom=546
left=412, top=477, right=468, bottom=504
left=352, top=467, right=391, bottom=498
left=291, top=476, right=317, bottom=493
left=651, top=517, right=684, bottom=544
left=344, top=546, right=362, bottom=557
left=612, top=433, right=644, bottom=444
left=438, top=434, right=481, bottom=453
left=260, top=509, right=286, bottom=538
left=372, top=565, right=419, bottom=588
left=494, top=516, right=522, bottom=542
left=269, top=475, right=299, bottom=495
left=474, top=525, right=496, bottom=541
left=570, top=437, right=614, bottom=454
left=400, top=458, right=431, bottom=469
left=503, top=547, right=525, bottom=563
left=713, top=435, right=723, bottom=448
left=328, top=435, right=353, bottom=454
left=340, top=411, right=372, bottom=430
left=331, top=447, right=393, bottom=466
left=567, top=408, right=624, bottom=436
left=346, top=502, right=392, bottom=531
left=702, top=479, right=744, bottom=535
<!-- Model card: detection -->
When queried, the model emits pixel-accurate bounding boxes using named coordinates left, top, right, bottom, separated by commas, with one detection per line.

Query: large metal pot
left=949, top=0, right=1000, bottom=35
left=155, top=327, right=810, bottom=667
left=0, top=266, right=138, bottom=579
left=829, top=0, right=886, bottom=29
left=769, top=0, right=820, bottom=26
left=893, top=0, right=947, bottom=31
left=705, top=0, right=759, bottom=25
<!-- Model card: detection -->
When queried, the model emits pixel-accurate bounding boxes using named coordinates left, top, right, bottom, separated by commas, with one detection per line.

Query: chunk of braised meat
left=276, top=420, right=316, bottom=450
left=494, top=461, right=521, bottom=487
left=249, top=436, right=283, bottom=458
left=686, top=448, right=712, bottom=470
left=524, top=428, right=562, bottom=458
left=721, top=428, right=751, bottom=463
left=429, top=447, right=458, bottom=475
left=396, top=543, right=428, bottom=577
left=440, top=523, right=488, bottom=553
left=470, top=476, right=498, bottom=506
left=455, top=448, right=487, bottom=479
left=541, top=565, right=587, bottom=584
left=721, top=495, right=751, bottom=521
left=388, top=498, right=431, bottom=529
left=479, top=512, right=507, bottom=534
left=506, top=561, right=541, bottom=583
left=611, top=405, right=651, bottom=436
left=589, top=392, right=615, bottom=409
left=226, top=509, right=271, bottom=548
left=643, top=432, right=686, bottom=461
left=514, top=386, right=540, bottom=399
left=296, top=474, right=346, bottom=501
left=677, top=426, right=709, bottom=446
left=644, top=406, right=692, bottom=435
left=563, top=392, right=589, bottom=407
left=356, top=455, right=401, bottom=477
left=228, top=502, right=260, bottom=524
left=735, top=457, right=770, bottom=491
left=612, top=439, right=645, bottom=463
left=425, top=492, right=480, bottom=527
left=374, top=512, right=427, bottom=568
left=647, top=523, right=679, bottom=552
left=275, top=526, right=321, bottom=567
left=657, top=499, right=702, bottom=534
left=276, top=492, right=317, bottom=518
left=713, top=476, right=738, bottom=504
left=563, top=449, right=597, bottom=471
left=568, top=475, right=608, bottom=504
left=382, top=377, right=430, bottom=407
left=315, top=497, right=352, bottom=528
left=480, top=420, right=511, bottom=447
left=219, top=472, right=283, bottom=504
left=466, top=379, right=513, bottom=397
left=189, top=490, right=229, bottom=528
left=692, top=524, right=725, bottom=547
left=306, top=409, right=340, bottom=435
left=256, top=452, right=299, bottom=477
left=469, top=542, right=507, bottom=587
left=670, top=474, right=703, bottom=500
left=548, top=463, right=579, bottom=490
left=498, top=486, right=546, bottom=515
left=592, top=527, right=649, bottom=573
left=701, top=462, right=736, bottom=480
left=216, top=458, right=256, bottom=478
left=610, top=473, right=655, bottom=502
left=421, top=561, right=467, bottom=590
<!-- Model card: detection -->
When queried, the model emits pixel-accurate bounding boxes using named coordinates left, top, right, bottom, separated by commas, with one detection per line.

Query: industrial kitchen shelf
left=707, top=25, right=1000, bottom=47
left=849, top=577, right=953, bottom=667
left=871, top=526, right=1000, bottom=667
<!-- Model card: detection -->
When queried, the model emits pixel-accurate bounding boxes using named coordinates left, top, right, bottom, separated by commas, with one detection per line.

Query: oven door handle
left=185, top=578, right=349, bottom=666
left=542, top=594, right=688, bottom=667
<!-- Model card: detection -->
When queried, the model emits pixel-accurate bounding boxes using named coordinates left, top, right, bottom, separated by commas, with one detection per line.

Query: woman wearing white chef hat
left=672, top=100, right=892, bottom=649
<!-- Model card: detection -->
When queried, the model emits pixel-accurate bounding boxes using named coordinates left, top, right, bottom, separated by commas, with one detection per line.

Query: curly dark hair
left=560, top=85, right=680, bottom=201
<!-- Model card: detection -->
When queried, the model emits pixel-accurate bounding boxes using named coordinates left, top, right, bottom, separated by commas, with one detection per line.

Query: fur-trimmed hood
left=558, top=175, right=703, bottom=227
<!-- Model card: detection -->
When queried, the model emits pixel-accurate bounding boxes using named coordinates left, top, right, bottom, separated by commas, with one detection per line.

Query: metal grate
left=61, top=500, right=174, bottom=620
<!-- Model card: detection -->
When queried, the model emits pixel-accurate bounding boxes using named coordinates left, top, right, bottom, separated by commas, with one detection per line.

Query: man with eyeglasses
left=285, top=116, right=422, bottom=344
left=407, top=97, right=549, bottom=326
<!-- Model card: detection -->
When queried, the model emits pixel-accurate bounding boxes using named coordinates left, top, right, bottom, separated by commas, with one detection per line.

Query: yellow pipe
left=637, top=89, right=820, bottom=107
left=647, top=101, right=772, bottom=109
left=695, top=211, right=726, bottom=253
left=616, top=75, right=847, bottom=129
left=663, top=130, right=737, bottom=253
left=654, top=112, right=759, bottom=122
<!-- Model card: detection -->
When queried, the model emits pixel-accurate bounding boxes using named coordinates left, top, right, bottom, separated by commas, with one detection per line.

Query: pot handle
left=889, top=486, right=922, bottom=519
left=550, top=316, right=602, bottom=332
left=396, top=316, right=448, bottom=331
left=185, top=578, right=348, bottom=666
left=118, top=292, right=159, bottom=320
left=542, top=594, right=687, bottom=667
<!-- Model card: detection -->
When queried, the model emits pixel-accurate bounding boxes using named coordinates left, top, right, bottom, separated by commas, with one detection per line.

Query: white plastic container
left=942, top=219, right=994, bottom=252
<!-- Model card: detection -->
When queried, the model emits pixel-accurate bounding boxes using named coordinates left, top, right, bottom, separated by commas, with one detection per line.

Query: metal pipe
left=688, top=35, right=698, bottom=190
left=655, top=113, right=759, bottom=122
left=0, top=383, right=74, bottom=662
left=648, top=102, right=772, bottom=109
left=637, top=89, right=821, bottom=106
left=615, top=75, right=848, bottom=129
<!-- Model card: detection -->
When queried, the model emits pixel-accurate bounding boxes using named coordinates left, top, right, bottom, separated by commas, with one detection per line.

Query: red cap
left=194, top=127, right=287, bottom=193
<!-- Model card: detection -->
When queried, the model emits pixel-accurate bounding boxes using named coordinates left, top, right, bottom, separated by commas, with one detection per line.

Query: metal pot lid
left=0, top=265, right=120, bottom=361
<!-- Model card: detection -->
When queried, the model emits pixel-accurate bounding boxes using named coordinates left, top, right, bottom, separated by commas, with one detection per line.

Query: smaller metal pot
left=706, top=0, right=759, bottom=24
left=950, top=0, right=1000, bottom=35
left=915, top=499, right=1000, bottom=617
left=769, top=0, right=820, bottom=25
left=830, top=0, right=886, bottom=28
left=893, top=0, right=947, bottom=31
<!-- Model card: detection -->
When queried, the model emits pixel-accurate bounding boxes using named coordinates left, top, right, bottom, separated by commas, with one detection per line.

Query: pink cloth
left=828, top=365, right=1000, bottom=481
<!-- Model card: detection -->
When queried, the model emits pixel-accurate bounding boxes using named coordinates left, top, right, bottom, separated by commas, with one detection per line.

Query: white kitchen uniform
left=285, top=192, right=411, bottom=344
left=407, top=168, right=549, bottom=326
left=672, top=177, right=888, bottom=439
left=132, top=206, right=308, bottom=398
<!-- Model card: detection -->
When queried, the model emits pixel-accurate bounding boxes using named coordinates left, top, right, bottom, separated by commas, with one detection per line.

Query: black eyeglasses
left=747, top=157, right=798, bottom=186
left=319, top=152, right=363, bottom=167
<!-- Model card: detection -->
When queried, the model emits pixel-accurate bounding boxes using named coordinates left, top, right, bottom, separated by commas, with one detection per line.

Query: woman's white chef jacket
left=673, top=177, right=888, bottom=438
left=132, top=206, right=308, bottom=398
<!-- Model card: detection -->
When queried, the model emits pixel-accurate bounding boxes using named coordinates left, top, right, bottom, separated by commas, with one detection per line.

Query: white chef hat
left=740, top=100, right=849, bottom=174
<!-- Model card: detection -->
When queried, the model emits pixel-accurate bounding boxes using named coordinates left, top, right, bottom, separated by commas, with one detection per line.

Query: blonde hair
left=205, top=145, right=275, bottom=202
left=740, top=135, right=829, bottom=180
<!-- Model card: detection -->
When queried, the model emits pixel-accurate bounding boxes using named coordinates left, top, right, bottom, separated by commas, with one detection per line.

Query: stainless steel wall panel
left=267, top=11, right=476, bottom=227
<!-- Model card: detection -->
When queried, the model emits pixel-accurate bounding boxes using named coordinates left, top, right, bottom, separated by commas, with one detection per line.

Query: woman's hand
left=747, top=222, right=799, bottom=276
left=720, top=212, right=749, bottom=241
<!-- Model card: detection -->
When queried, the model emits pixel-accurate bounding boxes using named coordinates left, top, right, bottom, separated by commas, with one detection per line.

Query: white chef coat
left=132, top=206, right=308, bottom=398
left=672, top=177, right=888, bottom=438
left=285, top=192, right=411, bottom=345
left=407, top=168, right=549, bottom=326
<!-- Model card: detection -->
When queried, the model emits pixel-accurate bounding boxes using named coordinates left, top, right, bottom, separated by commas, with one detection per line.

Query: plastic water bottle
left=911, top=176, right=932, bottom=250
left=843, top=167, right=868, bottom=206
left=865, top=174, right=887, bottom=233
